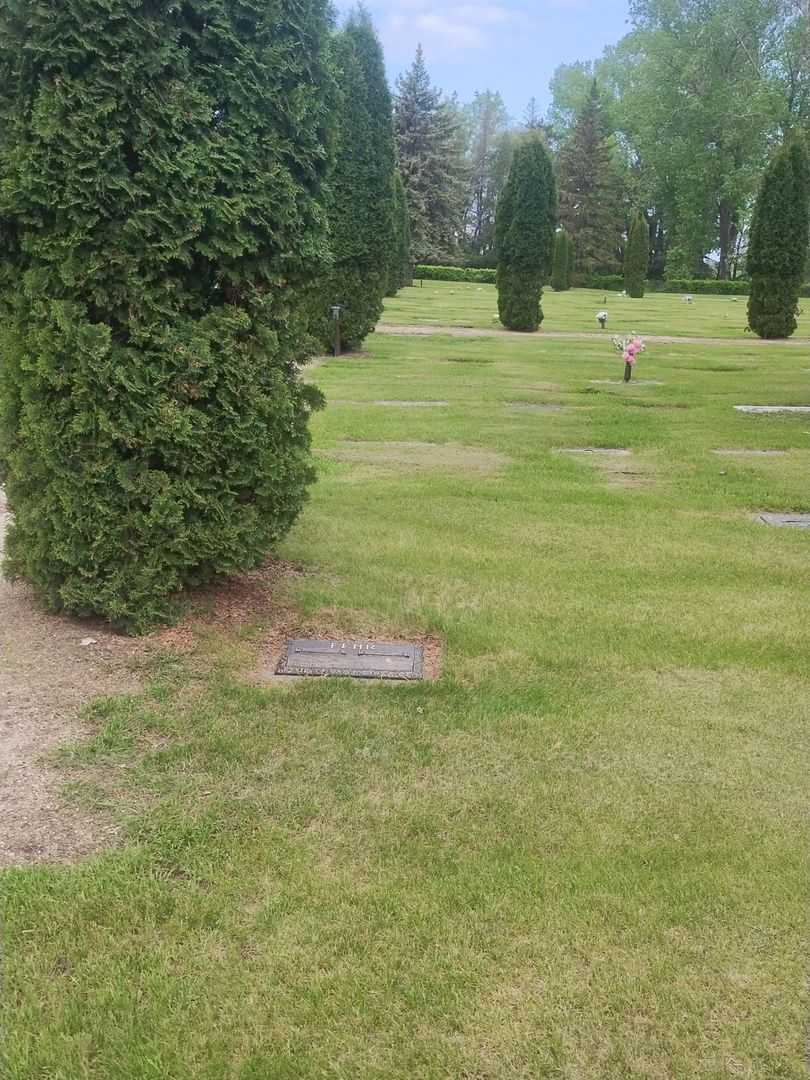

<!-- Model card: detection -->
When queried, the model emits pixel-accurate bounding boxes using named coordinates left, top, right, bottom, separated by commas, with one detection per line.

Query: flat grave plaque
left=276, top=639, right=424, bottom=680
left=755, top=513, right=810, bottom=529
left=735, top=405, right=810, bottom=414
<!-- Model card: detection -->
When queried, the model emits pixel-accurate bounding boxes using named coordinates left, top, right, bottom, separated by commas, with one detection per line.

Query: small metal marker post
left=331, top=304, right=343, bottom=357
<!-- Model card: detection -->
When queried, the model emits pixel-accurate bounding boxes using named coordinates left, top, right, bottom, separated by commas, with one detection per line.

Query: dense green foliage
left=312, top=11, right=396, bottom=351
left=0, top=0, right=333, bottom=632
left=496, top=137, right=557, bottom=331
left=394, top=46, right=467, bottom=263
left=415, top=266, right=497, bottom=283
left=624, top=212, right=649, bottom=298
left=747, top=141, right=810, bottom=338
left=387, top=170, right=413, bottom=295
left=578, top=275, right=756, bottom=295
left=550, top=3, right=810, bottom=281
left=551, top=229, right=573, bottom=291
left=557, top=82, right=624, bottom=274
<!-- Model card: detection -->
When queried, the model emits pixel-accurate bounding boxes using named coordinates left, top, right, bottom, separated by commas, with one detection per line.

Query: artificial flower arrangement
left=596, top=310, right=609, bottom=329
left=612, top=334, right=646, bottom=382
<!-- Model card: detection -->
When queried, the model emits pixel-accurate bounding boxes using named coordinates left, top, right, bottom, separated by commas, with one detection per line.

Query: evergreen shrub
left=624, top=212, right=649, bottom=298
left=0, top=0, right=333, bottom=631
left=747, top=141, right=810, bottom=339
left=496, top=137, right=557, bottom=331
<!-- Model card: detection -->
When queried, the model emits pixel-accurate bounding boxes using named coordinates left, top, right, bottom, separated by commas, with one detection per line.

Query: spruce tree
left=394, top=46, right=467, bottom=262
left=747, top=141, right=810, bottom=339
left=551, top=229, right=572, bottom=291
left=557, top=81, right=624, bottom=274
left=313, top=9, right=396, bottom=351
left=624, top=212, right=649, bottom=298
left=0, top=0, right=333, bottom=631
left=496, top=136, right=557, bottom=332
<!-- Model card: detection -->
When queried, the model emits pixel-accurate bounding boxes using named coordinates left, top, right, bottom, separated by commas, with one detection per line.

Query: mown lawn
left=2, top=311, right=809, bottom=1078
left=383, top=278, right=810, bottom=340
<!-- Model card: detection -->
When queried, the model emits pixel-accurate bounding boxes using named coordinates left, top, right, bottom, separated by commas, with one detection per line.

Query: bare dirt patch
left=0, top=489, right=148, bottom=867
left=320, top=440, right=508, bottom=473
left=556, top=448, right=653, bottom=489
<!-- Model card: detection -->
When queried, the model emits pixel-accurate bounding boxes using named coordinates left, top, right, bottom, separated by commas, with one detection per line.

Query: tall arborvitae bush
left=496, top=137, right=557, bottom=331
left=313, top=9, right=396, bottom=351
left=624, top=212, right=649, bottom=298
left=0, top=0, right=333, bottom=631
left=387, top=170, right=413, bottom=295
left=747, top=141, right=810, bottom=339
left=551, top=229, right=572, bottom=291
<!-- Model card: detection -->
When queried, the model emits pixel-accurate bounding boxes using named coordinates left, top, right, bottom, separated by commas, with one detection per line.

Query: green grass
left=3, top=308, right=810, bottom=1077
left=383, top=279, right=810, bottom=340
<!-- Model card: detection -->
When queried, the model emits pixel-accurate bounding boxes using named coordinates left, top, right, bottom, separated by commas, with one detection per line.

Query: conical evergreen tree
left=394, top=46, right=467, bottom=262
left=624, top=212, right=649, bottom=298
left=0, top=0, right=334, bottom=631
left=747, top=141, right=810, bottom=339
left=313, top=8, right=396, bottom=350
left=551, top=229, right=573, bottom=291
left=496, top=136, right=557, bottom=331
left=387, top=170, right=412, bottom=295
left=557, top=82, right=624, bottom=274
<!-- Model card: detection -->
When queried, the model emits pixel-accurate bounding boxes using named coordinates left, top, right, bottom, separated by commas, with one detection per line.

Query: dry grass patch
left=321, top=440, right=508, bottom=473
left=555, top=447, right=656, bottom=489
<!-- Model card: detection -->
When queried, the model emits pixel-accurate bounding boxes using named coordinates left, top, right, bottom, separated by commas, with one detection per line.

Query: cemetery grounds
left=1, top=282, right=808, bottom=1078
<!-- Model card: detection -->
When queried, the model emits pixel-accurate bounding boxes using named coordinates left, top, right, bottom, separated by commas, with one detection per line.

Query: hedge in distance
left=496, top=136, right=557, bottom=331
left=0, top=0, right=333, bottom=632
left=624, top=212, right=649, bottom=298
left=747, top=141, right=810, bottom=339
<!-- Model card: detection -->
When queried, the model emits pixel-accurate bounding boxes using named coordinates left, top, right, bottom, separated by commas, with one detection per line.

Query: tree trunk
left=718, top=200, right=735, bottom=280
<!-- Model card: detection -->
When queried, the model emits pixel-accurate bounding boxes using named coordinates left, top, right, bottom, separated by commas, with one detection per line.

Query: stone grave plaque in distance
left=756, top=513, right=810, bottom=529
left=277, top=639, right=424, bottom=680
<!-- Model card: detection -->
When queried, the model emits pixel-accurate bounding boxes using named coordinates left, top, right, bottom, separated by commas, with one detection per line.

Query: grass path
left=377, top=320, right=810, bottom=347
left=382, top=279, right=810, bottom=341
left=2, top=321, right=809, bottom=1078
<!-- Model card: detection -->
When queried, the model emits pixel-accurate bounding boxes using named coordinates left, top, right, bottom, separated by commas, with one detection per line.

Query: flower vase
left=624, top=362, right=633, bottom=383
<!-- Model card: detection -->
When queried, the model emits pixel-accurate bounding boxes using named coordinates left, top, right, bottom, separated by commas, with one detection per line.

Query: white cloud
left=376, top=1, right=526, bottom=61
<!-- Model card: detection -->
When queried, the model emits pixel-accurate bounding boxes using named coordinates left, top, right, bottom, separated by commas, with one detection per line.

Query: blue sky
left=340, top=1, right=631, bottom=120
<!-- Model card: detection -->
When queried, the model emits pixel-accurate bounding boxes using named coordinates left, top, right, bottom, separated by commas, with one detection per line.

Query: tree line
left=394, top=0, right=810, bottom=282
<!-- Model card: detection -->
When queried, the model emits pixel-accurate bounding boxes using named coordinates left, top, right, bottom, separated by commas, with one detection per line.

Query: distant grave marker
left=755, top=513, right=810, bottom=529
left=507, top=402, right=564, bottom=413
left=373, top=400, right=449, bottom=407
left=712, top=449, right=787, bottom=457
left=734, top=405, right=810, bottom=414
left=276, top=639, right=424, bottom=680
left=590, top=379, right=664, bottom=386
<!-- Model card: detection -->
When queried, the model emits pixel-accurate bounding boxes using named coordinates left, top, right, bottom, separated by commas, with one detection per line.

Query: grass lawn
left=382, top=278, right=810, bottom=340
left=3, top=304, right=810, bottom=1077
